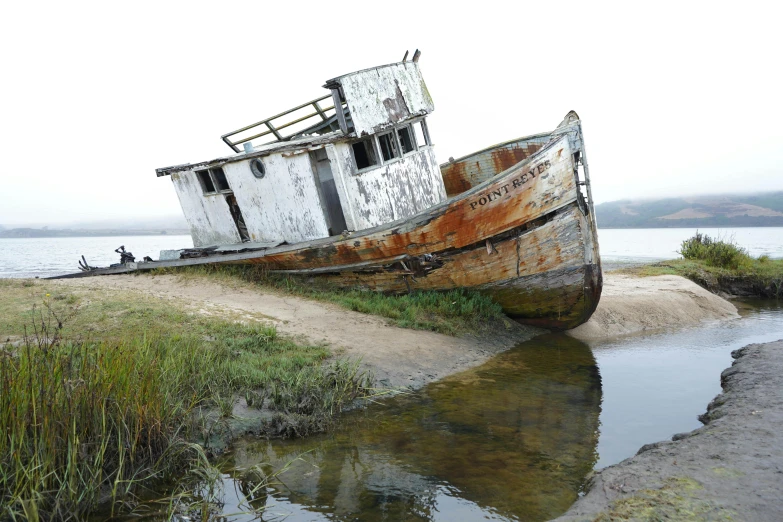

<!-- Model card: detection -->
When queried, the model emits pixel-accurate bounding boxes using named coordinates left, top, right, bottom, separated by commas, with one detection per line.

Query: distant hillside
left=596, top=192, right=783, bottom=228
left=0, top=215, right=189, bottom=238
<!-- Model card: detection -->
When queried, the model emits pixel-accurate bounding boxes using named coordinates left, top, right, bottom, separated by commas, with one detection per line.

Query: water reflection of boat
left=224, top=334, right=601, bottom=521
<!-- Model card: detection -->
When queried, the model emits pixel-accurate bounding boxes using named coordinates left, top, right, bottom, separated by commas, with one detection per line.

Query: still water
left=0, top=235, right=192, bottom=278
left=170, top=302, right=783, bottom=522
left=598, top=226, right=783, bottom=262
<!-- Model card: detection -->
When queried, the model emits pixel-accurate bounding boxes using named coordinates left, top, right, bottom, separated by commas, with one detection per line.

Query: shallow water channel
left=150, top=301, right=783, bottom=521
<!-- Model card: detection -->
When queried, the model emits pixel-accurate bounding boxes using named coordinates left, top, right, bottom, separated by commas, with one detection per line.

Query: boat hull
left=54, top=121, right=602, bottom=330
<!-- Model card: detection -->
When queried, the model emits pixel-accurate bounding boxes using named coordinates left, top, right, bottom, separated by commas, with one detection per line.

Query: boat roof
left=155, top=130, right=350, bottom=177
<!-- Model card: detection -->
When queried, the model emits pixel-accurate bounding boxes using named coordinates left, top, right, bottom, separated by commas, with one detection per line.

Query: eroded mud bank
left=553, top=340, right=783, bottom=521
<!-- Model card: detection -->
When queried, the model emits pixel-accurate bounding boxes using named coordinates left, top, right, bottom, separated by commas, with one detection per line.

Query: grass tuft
left=619, top=232, right=782, bottom=299
left=678, top=231, right=751, bottom=269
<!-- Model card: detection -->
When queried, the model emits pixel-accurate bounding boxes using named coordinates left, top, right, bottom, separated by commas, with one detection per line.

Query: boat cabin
left=156, top=60, right=447, bottom=248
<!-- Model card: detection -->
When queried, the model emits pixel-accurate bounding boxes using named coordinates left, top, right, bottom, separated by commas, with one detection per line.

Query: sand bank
left=568, top=274, right=739, bottom=341
left=553, top=340, right=783, bottom=521
left=56, top=272, right=739, bottom=388
left=55, top=274, right=543, bottom=389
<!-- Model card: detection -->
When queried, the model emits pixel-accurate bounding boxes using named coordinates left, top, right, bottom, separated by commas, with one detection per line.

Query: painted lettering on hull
left=468, top=160, right=551, bottom=211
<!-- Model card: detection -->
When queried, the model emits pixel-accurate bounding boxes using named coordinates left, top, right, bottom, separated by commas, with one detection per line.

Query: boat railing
left=220, top=94, right=348, bottom=152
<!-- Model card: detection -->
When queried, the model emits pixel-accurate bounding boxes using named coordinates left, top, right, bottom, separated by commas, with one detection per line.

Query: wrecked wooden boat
left=61, top=55, right=602, bottom=329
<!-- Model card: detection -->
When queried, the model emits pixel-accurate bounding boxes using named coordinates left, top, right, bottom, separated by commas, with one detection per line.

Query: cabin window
left=196, top=170, right=216, bottom=193
left=196, top=167, right=233, bottom=195
left=351, top=137, right=378, bottom=171
left=212, top=167, right=230, bottom=191
left=413, top=119, right=430, bottom=147
left=377, top=131, right=400, bottom=162
left=398, top=125, right=415, bottom=154
left=250, top=158, right=266, bottom=179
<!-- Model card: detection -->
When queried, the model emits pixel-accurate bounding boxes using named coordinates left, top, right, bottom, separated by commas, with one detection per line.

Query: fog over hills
left=596, top=192, right=783, bottom=228
left=0, top=215, right=189, bottom=238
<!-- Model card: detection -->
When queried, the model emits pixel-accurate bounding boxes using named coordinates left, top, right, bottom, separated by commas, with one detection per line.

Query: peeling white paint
left=170, top=172, right=241, bottom=247
left=329, top=144, right=446, bottom=231
left=166, top=62, right=446, bottom=247
left=222, top=153, right=330, bottom=243
left=337, top=63, right=434, bottom=136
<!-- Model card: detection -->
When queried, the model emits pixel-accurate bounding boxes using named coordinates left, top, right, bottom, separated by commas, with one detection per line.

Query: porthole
left=250, top=158, right=266, bottom=179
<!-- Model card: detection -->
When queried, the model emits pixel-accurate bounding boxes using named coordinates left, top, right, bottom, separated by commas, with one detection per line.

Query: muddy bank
left=55, top=274, right=543, bottom=390
left=553, top=340, right=783, bottom=522
left=568, top=274, right=739, bottom=341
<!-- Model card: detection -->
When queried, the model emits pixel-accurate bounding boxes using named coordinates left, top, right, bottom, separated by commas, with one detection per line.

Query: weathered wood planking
left=328, top=62, right=434, bottom=137
left=309, top=206, right=599, bottom=329
left=440, top=132, right=553, bottom=197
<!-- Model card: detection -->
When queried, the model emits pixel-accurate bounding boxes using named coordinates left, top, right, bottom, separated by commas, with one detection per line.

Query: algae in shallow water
left=596, top=477, right=736, bottom=522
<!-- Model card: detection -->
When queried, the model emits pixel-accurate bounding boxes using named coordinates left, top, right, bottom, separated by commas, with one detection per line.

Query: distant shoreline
left=3, top=224, right=781, bottom=240
left=0, top=229, right=190, bottom=239
left=596, top=224, right=783, bottom=229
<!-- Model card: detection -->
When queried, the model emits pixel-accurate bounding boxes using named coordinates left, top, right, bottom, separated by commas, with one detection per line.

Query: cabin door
left=311, top=149, right=348, bottom=236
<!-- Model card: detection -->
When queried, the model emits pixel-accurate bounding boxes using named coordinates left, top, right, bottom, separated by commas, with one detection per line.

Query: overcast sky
left=1, top=1, right=780, bottom=226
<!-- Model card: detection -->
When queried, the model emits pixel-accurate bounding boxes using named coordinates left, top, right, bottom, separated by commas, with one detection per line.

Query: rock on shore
left=552, top=340, right=783, bottom=522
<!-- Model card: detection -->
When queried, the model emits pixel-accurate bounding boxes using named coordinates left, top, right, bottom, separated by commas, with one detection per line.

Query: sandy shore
left=54, top=274, right=544, bottom=389
left=55, top=272, right=739, bottom=389
left=553, top=340, right=783, bottom=521
left=568, top=274, right=739, bottom=341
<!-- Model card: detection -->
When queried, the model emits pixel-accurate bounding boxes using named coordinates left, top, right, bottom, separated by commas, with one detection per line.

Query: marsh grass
left=620, top=232, right=783, bottom=298
left=0, top=282, right=373, bottom=520
left=153, top=264, right=506, bottom=335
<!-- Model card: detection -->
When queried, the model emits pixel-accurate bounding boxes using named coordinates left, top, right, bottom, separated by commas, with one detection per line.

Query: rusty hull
left=59, top=121, right=602, bottom=330
left=440, top=133, right=553, bottom=197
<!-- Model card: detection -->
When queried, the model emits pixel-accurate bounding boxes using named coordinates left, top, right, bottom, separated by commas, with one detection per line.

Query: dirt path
left=568, top=274, right=739, bottom=341
left=55, top=274, right=541, bottom=389
left=553, top=340, right=783, bottom=521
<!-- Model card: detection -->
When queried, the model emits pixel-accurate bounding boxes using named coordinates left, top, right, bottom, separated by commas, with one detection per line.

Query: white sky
left=1, top=1, right=781, bottom=226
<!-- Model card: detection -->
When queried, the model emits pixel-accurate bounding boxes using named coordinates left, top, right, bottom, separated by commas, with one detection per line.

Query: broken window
left=413, top=119, right=430, bottom=148
left=377, top=131, right=400, bottom=162
left=212, top=167, right=230, bottom=191
left=196, top=169, right=216, bottom=193
left=398, top=125, right=415, bottom=154
left=351, top=137, right=378, bottom=170
left=196, top=167, right=232, bottom=195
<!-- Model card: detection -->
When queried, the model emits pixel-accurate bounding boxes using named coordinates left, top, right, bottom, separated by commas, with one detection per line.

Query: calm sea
left=598, top=227, right=783, bottom=263
left=0, top=227, right=781, bottom=278
left=0, top=235, right=193, bottom=278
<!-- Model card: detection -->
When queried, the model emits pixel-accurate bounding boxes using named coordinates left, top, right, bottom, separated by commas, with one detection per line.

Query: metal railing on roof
left=220, top=94, right=347, bottom=153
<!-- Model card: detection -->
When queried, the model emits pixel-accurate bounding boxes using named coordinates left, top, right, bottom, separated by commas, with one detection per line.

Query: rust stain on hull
left=62, top=125, right=602, bottom=330
left=441, top=138, right=547, bottom=197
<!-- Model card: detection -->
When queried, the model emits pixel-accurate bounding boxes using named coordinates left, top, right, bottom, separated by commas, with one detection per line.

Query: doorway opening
left=225, top=194, right=250, bottom=242
left=311, top=148, right=348, bottom=236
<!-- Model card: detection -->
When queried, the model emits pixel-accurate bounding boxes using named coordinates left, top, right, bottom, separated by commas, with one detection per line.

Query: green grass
left=0, top=280, right=372, bottom=520
left=152, top=264, right=507, bottom=336
left=617, top=232, right=783, bottom=298
left=679, top=231, right=751, bottom=269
